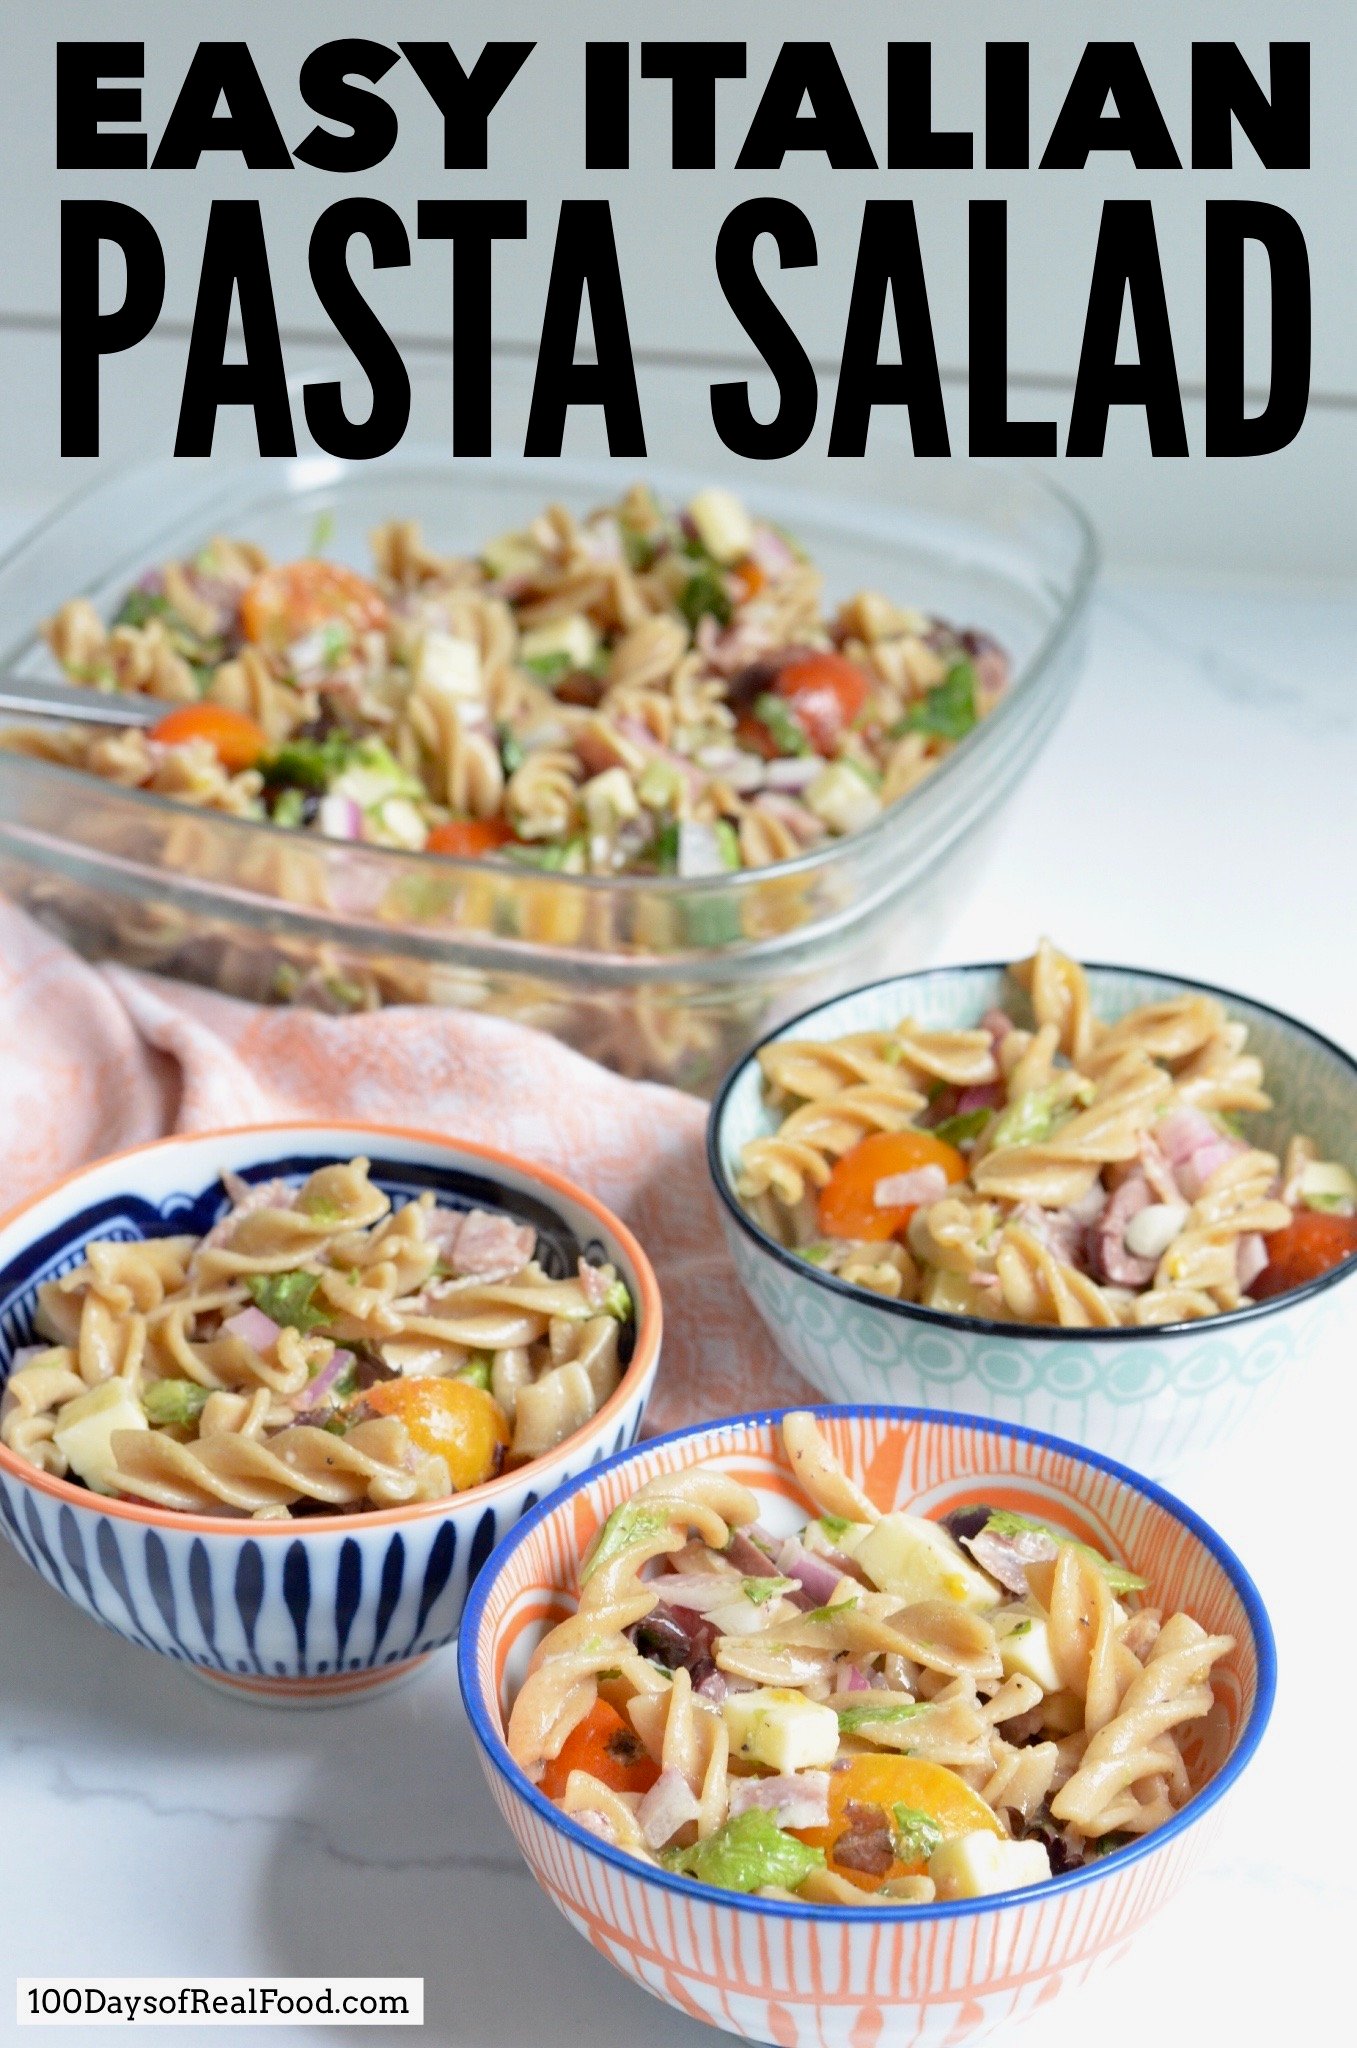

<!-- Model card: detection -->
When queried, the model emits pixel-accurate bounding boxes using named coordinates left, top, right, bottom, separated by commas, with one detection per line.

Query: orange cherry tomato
left=540, top=1699, right=660, bottom=1802
left=1251, top=1210, right=1357, bottom=1299
left=793, top=1756, right=1001, bottom=1893
left=775, top=651, right=872, bottom=755
left=425, top=817, right=516, bottom=858
left=362, top=1377, right=509, bottom=1491
left=817, top=1128, right=968, bottom=1242
left=238, top=560, right=389, bottom=650
left=149, top=702, right=268, bottom=772
left=730, top=556, right=767, bottom=603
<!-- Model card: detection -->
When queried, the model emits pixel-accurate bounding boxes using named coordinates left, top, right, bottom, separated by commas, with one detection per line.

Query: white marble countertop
left=2, top=551, right=1353, bottom=2046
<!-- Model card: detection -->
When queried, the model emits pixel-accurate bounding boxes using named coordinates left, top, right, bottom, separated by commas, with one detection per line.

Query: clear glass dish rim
left=0, top=451, right=1098, bottom=906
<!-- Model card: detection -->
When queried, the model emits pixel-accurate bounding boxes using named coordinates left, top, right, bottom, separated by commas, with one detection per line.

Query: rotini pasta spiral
left=737, top=941, right=1352, bottom=1327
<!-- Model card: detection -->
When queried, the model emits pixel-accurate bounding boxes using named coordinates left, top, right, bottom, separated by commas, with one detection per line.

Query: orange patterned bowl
left=459, top=1406, right=1274, bottom=2048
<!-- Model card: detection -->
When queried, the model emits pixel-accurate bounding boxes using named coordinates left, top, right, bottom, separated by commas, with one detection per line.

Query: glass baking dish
left=0, top=358, right=1095, bottom=1092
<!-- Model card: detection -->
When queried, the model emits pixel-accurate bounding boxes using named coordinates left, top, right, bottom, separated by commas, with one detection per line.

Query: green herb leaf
left=498, top=726, right=526, bottom=776
left=456, top=1355, right=493, bottom=1391
left=892, top=660, right=977, bottom=744
left=803, top=1596, right=858, bottom=1623
left=113, top=589, right=170, bottom=630
left=890, top=1802, right=943, bottom=1863
left=581, top=1502, right=670, bottom=1585
left=818, top=1515, right=852, bottom=1541
left=270, top=787, right=306, bottom=829
left=661, top=1809, right=825, bottom=1895
left=931, top=1108, right=993, bottom=1147
left=521, top=650, right=573, bottom=681
left=244, top=1270, right=329, bottom=1335
left=742, top=1577, right=795, bottom=1606
left=602, top=1278, right=633, bottom=1322
left=1008, top=1618, right=1033, bottom=1638
left=984, top=1510, right=1148, bottom=1594
left=752, top=692, right=812, bottom=759
left=142, top=1379, right=211, bottom=1426
left=265, top=732, right=361, bottom=792
left=679, top=567, right=733, bottom=631
left=799, top=1243, right=835, bottom=1268
left=834, top=1698, right=929, bottom=1735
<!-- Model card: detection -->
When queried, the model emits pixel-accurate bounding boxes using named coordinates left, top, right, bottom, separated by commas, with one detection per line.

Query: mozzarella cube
left=997, top=1616, right=1062, bottom=1694
left=582, top=766, right=640, bottom=834
left=414, top=630, right=483, bottom=702
left=722, top=1687, right=840, bottom=1774
left=519, top=614, right=599, bottom=671
left=928, top=1831, right=1050, bottom=1901
left=372, top=797, right=428, bottom=850
left=805, top=763, right=882, bottom=836
left=52, top=1380, right=148, bottom=1495
left=853, top=1512, right=1003, bottom=1612
left=688, top=488, right=754, bottom=565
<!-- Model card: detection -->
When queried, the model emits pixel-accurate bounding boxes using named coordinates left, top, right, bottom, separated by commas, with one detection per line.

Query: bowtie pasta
left=0, top=1159, right=633, bottom=1517
left=507, top=1412, right=1234, bottom=1904
left=20, top=484, right=1007, bottom=877
left=736, top=939, right=1357, bottom=1326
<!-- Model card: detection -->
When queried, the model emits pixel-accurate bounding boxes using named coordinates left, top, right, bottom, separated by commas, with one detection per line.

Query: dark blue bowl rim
left=458, top=1400, right=1278, bottom=1925
left=707, top=958, right=1357, bottom=1343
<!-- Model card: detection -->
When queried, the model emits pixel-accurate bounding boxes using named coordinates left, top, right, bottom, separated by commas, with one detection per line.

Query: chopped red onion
left=638, top=1767, right=701, bottom=1850
left=317, top=793, right=364, bottom=842
left=955, top=1083, right=1003, bottom=1115
left=1156, top=1106, right=1225, bottom=1169
left=980, top=1007, right=1014, bottom=1045
left=298, top=1347, right=354, bottom=1410
left=772, top=1537, right=852, bottom=1609
left=761, top=756, right=820, bottom=793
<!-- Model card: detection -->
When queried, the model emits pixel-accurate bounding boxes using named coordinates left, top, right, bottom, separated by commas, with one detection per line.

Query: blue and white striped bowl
left=0, top=1123, right=661, bottom=1706
left=709, top=964, right=1357, bottom=1475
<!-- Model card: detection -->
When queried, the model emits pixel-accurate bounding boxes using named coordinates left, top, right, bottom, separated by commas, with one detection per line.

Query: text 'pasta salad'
left=0, top=1159, right=633, bottom=1516
left=507, top=1414, right=1234, bottom=1905
left=23, top=485, right=1008, bottom=877
left=737, top=940, right=1356, bottom=1325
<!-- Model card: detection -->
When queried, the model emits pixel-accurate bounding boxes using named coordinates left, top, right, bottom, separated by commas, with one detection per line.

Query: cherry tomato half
left=817, top=1128, right=968, bottom=1242
left=1251, top=1209, right=1357, bottom=1300
left=149, top=703, right=268, bottom=772
left=424, top=817, right=516, bottom=858
left=239, top=560, right=389, bottom=650
left=775, top=651, right=873, bottom=755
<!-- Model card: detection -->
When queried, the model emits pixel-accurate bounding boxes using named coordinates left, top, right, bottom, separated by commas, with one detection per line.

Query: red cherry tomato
left=239, top=560, right=388, bottom=650
left=425, top=818, right=516, bottom=858
left=776, top=652, right=872, bottom=755
left=817, top=1129, right=968, bottom=1242
left=1251, top=1210, right=1357, bottom=1299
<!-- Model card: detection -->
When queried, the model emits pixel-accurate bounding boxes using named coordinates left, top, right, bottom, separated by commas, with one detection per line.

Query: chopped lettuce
left=931, top=1108, right=993, bottom=1147
left=581, top=1502, right=670, bottom=1585
left=892, top=660, right=978, bottom=743
left=753, top=692, right=812, bottom=758
left=661, top=1808, right=824, bottom=1894
left=678, top=567, right=732, bottom=631
left=113, top=589, right=171, bottom=630
left=890, top=1802, right=943, bottom=1863
left=245, top=1270, right=329, bottom=1334
left=601, top=1279, right=633, bottom=1322
left=264, top=731, right=364, bottom=792
left=989, top=1085, right=1067, bottom=1149
left=141, top=1379, right=211, bottom=1426
left=834, top=1698, right=929, bottom=1735
left=984, top=1510, right=1147, bottom=1594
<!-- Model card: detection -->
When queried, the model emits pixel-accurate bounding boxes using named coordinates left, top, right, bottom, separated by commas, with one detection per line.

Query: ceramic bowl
left=460, top=1405, right=1274, bottom=2048
left=709, top=964, right=1357, bottom=1473
left=0, top=1122, right=660, bottom=1706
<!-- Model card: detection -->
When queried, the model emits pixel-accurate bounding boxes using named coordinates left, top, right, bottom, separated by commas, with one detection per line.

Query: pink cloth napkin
left=0, top=900, right=810, bottom=1432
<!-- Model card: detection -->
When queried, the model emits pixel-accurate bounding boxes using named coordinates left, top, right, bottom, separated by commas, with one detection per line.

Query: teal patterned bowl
left=709, top=964, right=1357, bottom=1474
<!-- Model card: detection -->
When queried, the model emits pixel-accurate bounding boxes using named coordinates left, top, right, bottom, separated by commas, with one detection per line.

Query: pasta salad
left=507, top=1412, right=1233, bottom=1904
left=21, top=485, right=1008, bottom=877
left=737, top=940, right=1357, bottom=1325
left=0, top=1159, right=633, bottom=1516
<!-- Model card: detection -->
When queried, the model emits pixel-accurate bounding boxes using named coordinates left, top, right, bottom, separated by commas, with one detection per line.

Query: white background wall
left=1, top=1, right=1353, bottom=578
